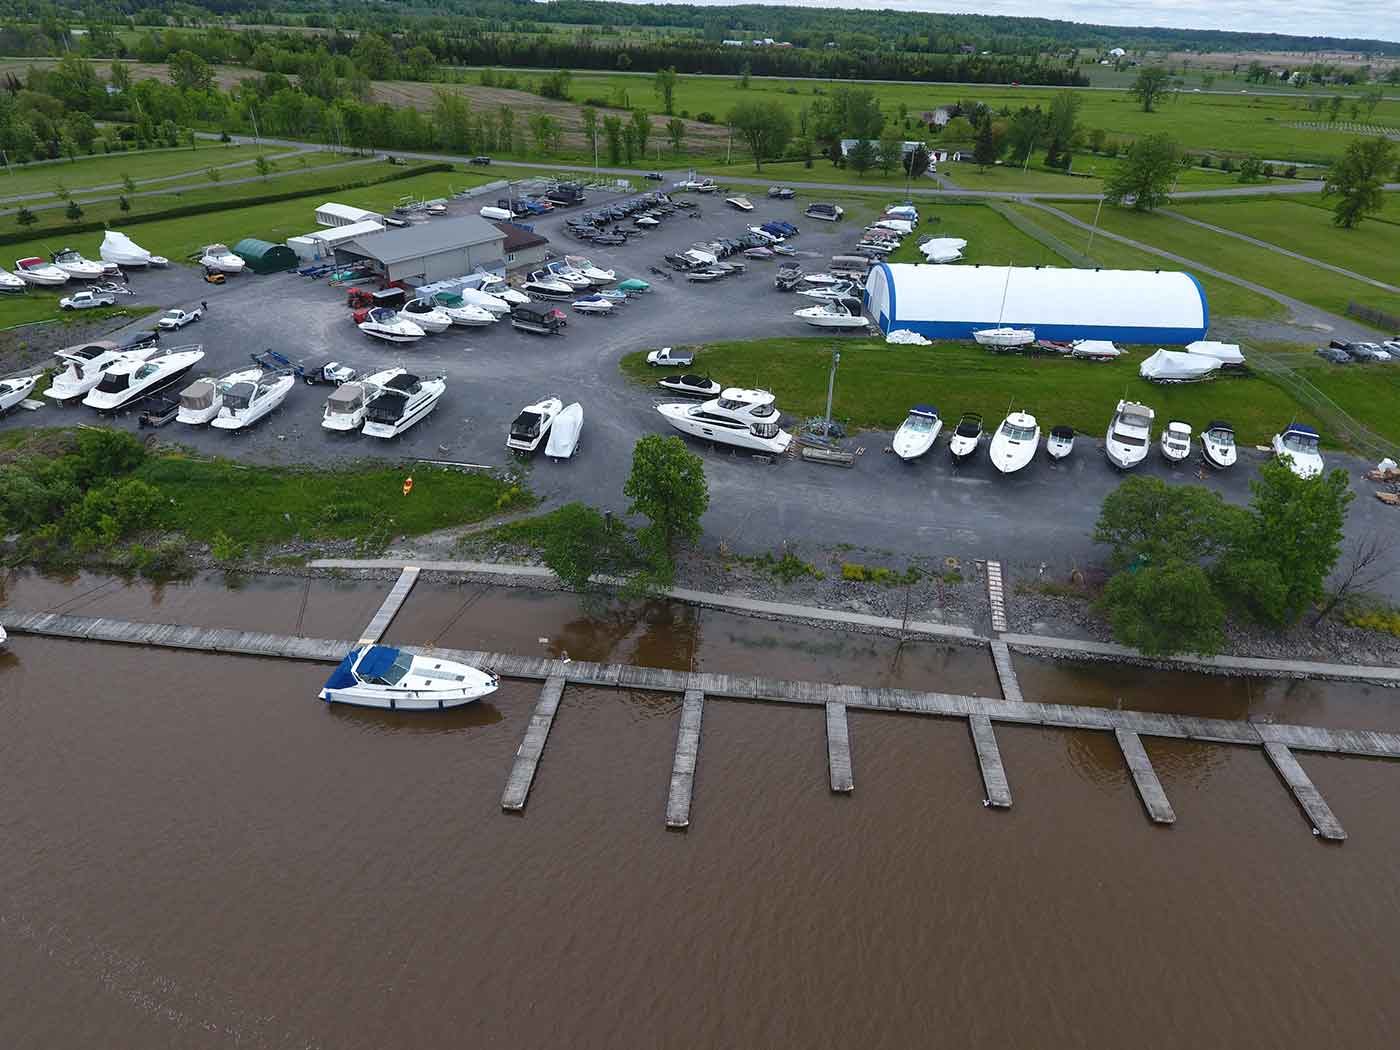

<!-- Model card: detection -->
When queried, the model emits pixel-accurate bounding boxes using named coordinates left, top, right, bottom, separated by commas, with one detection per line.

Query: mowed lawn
left=1004, top=203, right=1285, bottom=321
left=885, top=203, right=1068, bottom=267
left=1295, top=362, right=1400, bottom=447
left=0, top=143, right=271, bottom=201
left=1055, top=201, right=1400, bottom=319
left=1169, top=197, right=1400, bottom=287
left=621, top=338, right=1323, bottom=446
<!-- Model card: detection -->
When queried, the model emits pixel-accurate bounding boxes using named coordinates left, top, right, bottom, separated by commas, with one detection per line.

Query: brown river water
left=2, top=570, right=1399, bottom=1048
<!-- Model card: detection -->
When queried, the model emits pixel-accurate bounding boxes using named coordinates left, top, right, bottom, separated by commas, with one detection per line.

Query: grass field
left=1168, top=197, right=1400, bottom=287
left=1055, top=201, right=1400, bottom=319
left=0, top=300, right=155, bottom=332
left=0, top=144, right=272, bottom=201
left=621, top=338, right=1329, bottom=445
left=1293, top=362, right=1400, bottom=446
left=885, top=202, right=1069, bottom=267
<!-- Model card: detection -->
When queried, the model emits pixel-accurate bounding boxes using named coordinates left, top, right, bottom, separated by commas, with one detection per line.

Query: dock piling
left=666, top=689, right=705, bottom=828
left=1115, top=729, right=1176, bottom=824
left=825, top=702, right=853, bottom=793
left=501, top=675, right=566, bottom=812
left=1264, top=742, right=1347, bottom=841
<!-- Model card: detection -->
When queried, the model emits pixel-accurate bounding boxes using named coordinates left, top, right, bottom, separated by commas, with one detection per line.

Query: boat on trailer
left=319, top=645, right=499, bottom=709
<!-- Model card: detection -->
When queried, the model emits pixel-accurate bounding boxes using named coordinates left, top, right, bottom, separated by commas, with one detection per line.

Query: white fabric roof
left=316, top=202, right=381, bottom=224
left=919, top=238, right=967, bottom=263
left=1184, top=340, right=1245, bottom=364
left=1140, top=349, right=1222, bottom=381
left=307, top=220, right=385, bottom=244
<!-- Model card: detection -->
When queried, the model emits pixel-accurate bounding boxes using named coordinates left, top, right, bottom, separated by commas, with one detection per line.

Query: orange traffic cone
left=402, top=476, right=414, bottom=497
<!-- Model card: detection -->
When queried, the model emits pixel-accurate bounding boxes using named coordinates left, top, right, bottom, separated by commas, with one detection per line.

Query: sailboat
left=972, top=264, right=1034, bottom=348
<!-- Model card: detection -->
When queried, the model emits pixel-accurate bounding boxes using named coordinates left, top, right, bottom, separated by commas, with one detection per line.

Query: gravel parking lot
left=4, top=184, right=1396, bottom=596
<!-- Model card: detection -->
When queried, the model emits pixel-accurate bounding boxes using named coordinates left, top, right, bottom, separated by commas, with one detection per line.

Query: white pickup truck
left=646, top=346, right=695, bottom=367
left=60, top=289, right=117, bottom=310
left=157, top=306, right=204, bottom=329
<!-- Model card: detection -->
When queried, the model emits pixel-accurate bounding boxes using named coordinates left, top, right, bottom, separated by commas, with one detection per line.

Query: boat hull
left=988, top=435, right=1039, bottom=474
left=363, top=389, right=443, bottom=438
left=358, top=325, right=423, bottom=343
left=657, top=403, right=792, bottom=455
left=1202, top=443, right=1236, bottom=469
left=83, top=363, right=197, bottom=412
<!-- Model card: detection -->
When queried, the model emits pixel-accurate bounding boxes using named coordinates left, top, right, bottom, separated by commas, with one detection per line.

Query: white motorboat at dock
left=319, top=645, right=499, bottom=710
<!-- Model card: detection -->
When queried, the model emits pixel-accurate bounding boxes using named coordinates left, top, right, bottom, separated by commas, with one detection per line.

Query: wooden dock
left=501, top=675, right=566, bottom=812
left=1115, top=729, right=1176, bottom=824
left=1264, top=742, right=1346, bottom=841
left=990, top=639, right=1024, bottom=702
left=825, top=702, right=854, bottom=793
left=357, top=567, right=419, bottom=646
left=666, top=690, right=705, bottom=828
left=969, top=715, right=1012, bottom=808
left=985, top=560, right=1009, bottom=633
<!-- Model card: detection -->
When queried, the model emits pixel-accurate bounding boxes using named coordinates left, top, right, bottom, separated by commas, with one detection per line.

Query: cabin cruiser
left=358, top=308, right=425, bottom=343
left=797, top=280, right=860, bottom=302
left=435, top=298, right=498, bottom=326
left=572, top=294, right=614, bottom=315
left=1201, top=421, right=1237, bottom=470
left=657, top=387, right=792, bottom=455
left=633, top=214, right=660, bottom=227
left=100, top=230, right=168, bottom=268
left=14, top=257, right=69, bottom=285
left=1160, top=420, right=1192, bottom=465
left=726, top=196, right=754, bottom=212
left=1105, top=400, right=1155, bottom=470
left=447, top=288, right=510, bottom=315
left=319, top=644, right=499, bottom=710
left=210, top=369, right=296, bottom=430
left=199, top=244, right=245, bottom=273
left=0, top=268, right=25, bottom=292
left=0, top=372, right=40, bottom=414
left=798, top=272, right=843, bottom=287
left=794, top=302, right=867, bottom=329
left=974, top=327, right=1036, bottom=349
left=564, top=256, right=615, bottom=284
left=50, top=248, right=105, bottom=280
left=657, top=373, right=721, bottom=399
left=478, top=277, right=529, bottom=305
left=544, top=261, right=593, bottom=289
left=82, top=345, right=205, bottom=411
left=545, top=402, right=584, bottom=459
left=45, top=341, right=159, bottom=401
left=322, top=368, right=406, bottom=432
left=177, top=367, right=262, bottom=425
left=507, top=396, right=564, bottom=454
left=948, top=412, right=984, bottom=464
left=892, top=406, right=942, bottom=461
left=1273, top=424, right=1324, bottom=479
left=401, top=298, right=454, bottom=333
left=362, top=373, right=446, bottom=438
left=744, top=246, right=774, bottom=260
left=1045, top=425, right=1075, bottom=460
left=521, top=271, right=575, bottom=299
left=988, top=411, right=1041, bottom=474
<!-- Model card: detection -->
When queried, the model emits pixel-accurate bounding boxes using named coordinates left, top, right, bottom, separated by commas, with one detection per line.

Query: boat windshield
left=1001, top=422, right=1036, bottom=441
left=1283, top=432, right=1318, bottom=454
left=1210, top=429, right=1235, bottom=447
left=362, top=651, right=414, bottom=686
left=1120, top=409, right=1152, bottom=428
left=904, top=413, right=936, bottom=432
left=1111, top=428, right=1148, bottom=447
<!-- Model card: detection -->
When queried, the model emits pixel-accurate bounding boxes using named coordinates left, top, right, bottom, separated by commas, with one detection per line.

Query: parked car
left=646, top=347, right=694, bottom=367
left=1314, top=346, right=1352, bottom=364
left=644, top=172, right=663, bottom=181
left=157, top=306, right=203, bottom=329
left=60, top=289, right=116, bottom=310
left=468, top=156, right=492, bottom=165
left=1346, top=342, right=1389, bottom=362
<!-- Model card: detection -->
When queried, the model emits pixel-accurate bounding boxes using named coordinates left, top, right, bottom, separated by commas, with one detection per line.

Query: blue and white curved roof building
left=864, top=263, right=1209, bottom=344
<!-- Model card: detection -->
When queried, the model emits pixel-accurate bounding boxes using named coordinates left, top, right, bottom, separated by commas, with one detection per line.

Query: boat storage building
left=334, top=216, right=506, bottom=285
left=864, top=263, right=1208, bottom=344
left=316, top=202, right=385, bottom=227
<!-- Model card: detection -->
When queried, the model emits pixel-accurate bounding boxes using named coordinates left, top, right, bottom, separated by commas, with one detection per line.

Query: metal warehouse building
left=864, top=263, right=1209, bottom=344
left=335, top=216, right=506, bottom=285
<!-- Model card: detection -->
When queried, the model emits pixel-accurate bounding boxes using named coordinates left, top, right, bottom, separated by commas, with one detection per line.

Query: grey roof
left=341, top=215, right=503, bottom=264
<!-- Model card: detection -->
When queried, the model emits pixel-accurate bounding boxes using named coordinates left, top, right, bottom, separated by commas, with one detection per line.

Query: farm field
left=0, top=144, right=277, bottom=201
left=884, top=202, right=1068, bottom=267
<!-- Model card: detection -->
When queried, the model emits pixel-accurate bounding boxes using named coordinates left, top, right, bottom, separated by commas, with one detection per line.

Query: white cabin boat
left=45, top=342, right=159, bottom=401
left=948, top=412, right=983, bottom=464
left=1273, top=424, right=1324, bottom=479
left=1201, top=421, right=1237, bottom=470
left=974, top=327, right=1036, bottom=349
left=1045, top=425, right=1075, bottom=460
left=544, top=262, right=592, bottom=289
left=177, top=367, right=262, bottom=425
left=199, top=244, right=245, bottom=273
left=450, top=288, right=511, bottom=315
left=14, top=257, right=69, bottom=285
left=210, top=370, right=296, bottom=430
left=322, top=368, right=406, bottom=432
left=0, top=269, right=25, bottom=292
left=51, top=248, right=105, bottom=280
left=362, top=373, right=445, bottom=438
left=657, top=387, right=792, bottom=455
left=1105, top=400, right=1154, bottom=470
left=358, top=308, right=425, bottom=343
left=401, top=298, right=454, bottom=333
left=437, top=299, right=497, bottom=326
left=82, top=346, right=205, bottom=412
left=726, top=196, right=754, bottom=211
left=521, top=272, right=575, bottom=299
left=507, top=396, right=564, bottom=454
left=1160, top=420, right=1192, bottom=465
left=988, top=411, right=1040, bottom=474
left=572, top=295, right=613, bottom=315
left=564, top=256, right=615, bottom=284
left=796, top=282, right=859, bottom=302
left=0, top=372, right=40, bottom=413
left=794, top=302, right=866, bottom=328
left=892, top=405, right=942, bottom=461
left=319, top=645, right=499, bottom=709
left=545, top=402, right=584, bottom=459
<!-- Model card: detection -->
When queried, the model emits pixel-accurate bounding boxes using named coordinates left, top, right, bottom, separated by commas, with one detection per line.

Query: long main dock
left=4, top=608, right=1394, bottom=840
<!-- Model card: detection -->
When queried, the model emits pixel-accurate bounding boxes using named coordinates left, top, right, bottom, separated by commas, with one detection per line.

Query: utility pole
left=823, top=349, right=840, bottom=439
left=1086, top=195, right=1104, bottom=254
left=726, top=123, right=733, bottom=165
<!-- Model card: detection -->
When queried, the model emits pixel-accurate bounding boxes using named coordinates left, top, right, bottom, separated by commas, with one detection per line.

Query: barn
left=864, top=263, right=1209, bottom=344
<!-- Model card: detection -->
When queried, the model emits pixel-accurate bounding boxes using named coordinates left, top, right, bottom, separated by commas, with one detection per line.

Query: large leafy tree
left=1323, top=136, right=1396, bottom=229
left=1100, top=561, right=1226, bottom=657
left=623, top=435, right=709, bottom=560
left=1103, top=132, right=1181, bottom=211
left=1129, top=66, right=1172, bottom=112
left=727, top=99, right=792, bottom=172
left=1094, top=476, right=1245, bottom=570
left=653, top=66, right=678, bottom=115
left=1042, top=89, right=1081, bottom=169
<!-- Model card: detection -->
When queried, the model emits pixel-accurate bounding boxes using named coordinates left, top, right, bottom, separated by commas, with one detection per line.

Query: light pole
left=823, top=349, right=841, bottom=439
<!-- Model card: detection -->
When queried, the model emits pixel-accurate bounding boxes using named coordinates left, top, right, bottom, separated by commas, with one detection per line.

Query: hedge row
left=0, top=162, right=453, bottom=249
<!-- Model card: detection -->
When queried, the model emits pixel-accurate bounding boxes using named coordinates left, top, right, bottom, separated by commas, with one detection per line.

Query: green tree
left=623, top=435, right=709, bottom=564
left=903, top=145, right=930, bottom=178
left=739, top=61, right=751, bottom=89
left=653, top=66, right=679, bottom=115
left=15, top=206, right=36, bottom=229
left=665, top=116, right=686, bottom=153
left=121, top=173, right=135, bottom=194
left=1327, top=94, right=1345, bottom=122
left=877, top=130, right=902, bottom=175
left=118, top=195, right=130, bottom=213
left=168, top=49, right=214, bottom=93
left=1043, top=89, right=1081, bottom=168
left=1103, top=132, right=1181, bottom=211
left=1323, top=136, right=1396, bottom=228
left=1003, top=106, right=1045, bottom=167
left=403, top=45, right=435, bottom=81
left=254, top=154, right=271, bottom=178
left=603, top=115, right=624, bottom=165
left=940, top=115, right=974, bottom=143
left=497, top=105, right=514, bottom=152
left=1094, top=476, right=1244, bottom=570
left=1100, top=561, right=1226, bottom=656
left=1236, top=155, right=1265, bottom=182
left=537, top=503, right=625, bottom=591
left=629, top=109, right=651, bottom=157
left=206, top=166, right=221, bottom=182
left=351, top=34, right=397, bottom=80
left=847, top=138, right=876, bottom=176
left=65, top=200, right=83, bottom=222
left=580, top=105, right=599, bottom=157
left=108, top=60, right=132, bottom=94
left=1129, top=66, right=1172, bottom=112
left=972, top=119, right=998, bottom=170
left=529, top=112, right=560, bottom=154
left=727, top=99, right=792, bottom=172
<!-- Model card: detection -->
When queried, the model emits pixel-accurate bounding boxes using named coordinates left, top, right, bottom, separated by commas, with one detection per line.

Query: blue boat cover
left=1286, top=424, right=1319, bottom=436
left=912, top=405, right=938, bottom=416
left=323, top=645, right=401, bottom=689
left=323, top=647, right=363, bottom=690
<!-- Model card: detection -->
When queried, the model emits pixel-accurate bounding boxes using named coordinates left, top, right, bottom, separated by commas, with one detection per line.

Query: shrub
left=695, top=111, right=716, bottom=124
left=210, top=529, right=247, bottom=562
left=1344, top=605, right=1400, bottom=638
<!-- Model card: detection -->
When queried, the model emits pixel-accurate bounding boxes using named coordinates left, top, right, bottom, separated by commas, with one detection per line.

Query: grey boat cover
left=179, top=379, right=214, bottom=410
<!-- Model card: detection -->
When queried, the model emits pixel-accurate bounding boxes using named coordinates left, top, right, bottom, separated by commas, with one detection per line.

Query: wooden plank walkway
left=969, top=715, right=1012, bottom=808
left=501, top=675, right=566, bottom=812
left=985, top=560, right=1008, bottom=633
left=666, top=690, right=705, bottom=828
left=1264, top=742, right=1347, bottom=841
left=990, top=640, right=1024, bottom=702
left=1115, top=729, right=1176, bottom=824
left=357, top=567, right=420, bottom=645
left=825, top=702, right=854, bottom=793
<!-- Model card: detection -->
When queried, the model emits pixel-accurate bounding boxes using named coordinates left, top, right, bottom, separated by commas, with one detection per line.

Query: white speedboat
left=0, top=269, right=25, bottom=292
left=892, top=405, right=942, bottom=461
left=100, top=230, right=168, bottom=268
left=363, top=373, right=446, bottom=438
left=177, top=367, right=262, bottom=425
left=45, top=342, right=159, bottom=401
left=451, top=288, right=511, bottom=315
left=1105, top=400, right=1154, bottom=470
left=322, top=368, right=406, bottom=432
left=210, top=370, right=296, bottom=430
left=545, top=402, right=584, bottom=459
left=974, top=327, right=1036, bottom=349
left=401, top=298, right=453, bottom=333
left=797, top=282, right=859, bottom=302
left=947, top=412, right=983, bottom=464
left=572, top=295, right=614, bottom=315
left=319, top=644, right=499, bottom=710
left=1160, top=420, right=1192, bottom=465
left=794, top=302, right=866, bottom=329
left=798, top=272, right=842, bottom=286
left=478, top=278, right=529, bottom=306
left=437, top=301, right=497, bottom=326
left=726, top=196, right=754, bottom=211
left=657, top=373, right=721, bottom=398
left=564, top=255, right=615, bottom=284
left=507, top=396, right=564, bottom=454
left=633, top=214, right=659, bottom=227
left=657, top=387, right=792, bottom=455
left=988, top=411, right=1040, bottom=474
left=521, top=272, right=575, bottom=299
left=1201, top=421, right=1237, bottom=470
left=50, top=248, right=105, bottom=280
left=14, top=257, right=68, bottom=285
left=544, top=262, right=593, bottom=289
left=0, top=372, right=41, bottom=413
left=1273, top=423, right=1324, bottom=479
left=82, top=345, right=205, bottom=411
left=199, top=244, right=245, bottom=273
left=1046, top=425, right=1075, bottom=460
left=358, top=307, right=425, bottom=343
